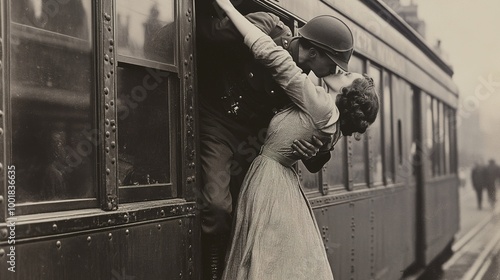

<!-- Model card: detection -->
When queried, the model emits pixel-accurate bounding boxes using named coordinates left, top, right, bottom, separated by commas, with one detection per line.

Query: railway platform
left=416, top=173, right=500, bottom=280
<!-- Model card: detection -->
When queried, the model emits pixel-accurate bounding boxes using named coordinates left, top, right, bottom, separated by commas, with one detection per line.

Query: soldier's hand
left=292, top=136, right=324, bottom=160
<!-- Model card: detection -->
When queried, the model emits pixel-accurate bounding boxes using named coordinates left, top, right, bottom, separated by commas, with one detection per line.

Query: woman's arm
left=215, top=0, right=262, bottom=37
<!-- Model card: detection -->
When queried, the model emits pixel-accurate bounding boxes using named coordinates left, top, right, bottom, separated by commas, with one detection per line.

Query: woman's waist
left=259, top=146, right=298, bottom=167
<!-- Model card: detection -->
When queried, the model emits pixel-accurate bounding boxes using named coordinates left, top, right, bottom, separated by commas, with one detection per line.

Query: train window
left=323, top=138, right=347, bottom=190
left=116, top=65, right=172, bottom=187
left=116, top=0, right=176, bottom=67
left=449, top=110, right=458, bottom=173
left=367, top=65, right=383, bottom=186
left=382, top=71, right=394, bottom=183
left=439, top=102, right=446, bottom=175
left=10, top=0, right=96, bottom=204
left=298, top=161, right=320, bottom=193
left=11, top=0, right=91, bottom=41
left=444, top=106, right=450, bottom=175
left=432, top=98, right=440, bottom=176
left=348, top=56, right=367, bottom=186
left=425, top=95, right=433, bottom=177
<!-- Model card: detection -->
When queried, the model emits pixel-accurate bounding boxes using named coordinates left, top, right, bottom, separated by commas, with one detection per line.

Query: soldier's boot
left=202, top=234, right=227, bottom=280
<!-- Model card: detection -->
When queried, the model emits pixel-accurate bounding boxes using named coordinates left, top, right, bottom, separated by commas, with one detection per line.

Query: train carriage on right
left=261, top=0, right=461, bottom=279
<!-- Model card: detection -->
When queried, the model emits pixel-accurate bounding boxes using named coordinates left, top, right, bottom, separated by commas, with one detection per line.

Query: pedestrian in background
left=485, top=159, right=500, bottom=209
left=471, top=160, right=486, bottom=210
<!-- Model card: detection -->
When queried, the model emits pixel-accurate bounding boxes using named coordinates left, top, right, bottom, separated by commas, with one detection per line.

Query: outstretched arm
left=215, top=0, right=264, bottom=38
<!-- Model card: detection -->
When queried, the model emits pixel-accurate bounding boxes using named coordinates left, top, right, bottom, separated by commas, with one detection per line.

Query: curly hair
left=336, top=74, right=379, bottom=136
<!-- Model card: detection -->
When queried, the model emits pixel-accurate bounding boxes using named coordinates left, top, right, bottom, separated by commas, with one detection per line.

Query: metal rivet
left=111, top=141, right=116, bottom=148
left=109, top=46, right=113, bottom=52
left=248, top=72, right=254, bottom=78
left=161, top=210, right=165, bottom=217
left=105, top=147, right=110, bottom=153
left=105, top=104, right=109, bottom=110
left=125, top=229, right=130, bottom=235
left=105, top=132, right=110, bottom=138
left=106, top=168, right=111, bottom=175
left=110, top=58, right=114, bottom=65
left=0, top=196, right=3, bottom=203
left=108, top=219, right=112, bottom=224
left=104, top=87, right=109, bottom=95
left=87, top=236, right=92, bottom=243
left=157, top=224, right=161, bottom=230
left=0, top=110, right=3, bottom=117
left=0, top=163, right=3, bottom=171
left=110, top=120, right=116, bottom=126
left=107, top=73, right=111, bottom=78
left=105, top=119, right=110, bottom=125
left=104, top=54, right=109, bottom=61
left=110, top=100, right=114, bottom=106
left=111, top=158, right=116, bottom=164
left=108, top=26, right=112, bottom=32
left=108, top=233, right=113, bottom=240
left=53, top=224, right=58, bottom=231
left=0, top=249, right=5, bottom=257
left=109, top=39, right=114, bottom=45
left=0, top=128, right=3, bottom=135
left=56, top=241, right=62, bottom=249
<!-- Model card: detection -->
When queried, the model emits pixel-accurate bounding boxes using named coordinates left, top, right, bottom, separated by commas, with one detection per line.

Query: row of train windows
left=9, top=0, right=178, bottom=205
left=299, top=55, right=457, bottom=194
left=6, top=0, right=457, bottom=207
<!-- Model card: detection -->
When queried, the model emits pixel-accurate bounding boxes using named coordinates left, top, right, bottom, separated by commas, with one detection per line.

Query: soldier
left=195, top=2, right=354, bottom=278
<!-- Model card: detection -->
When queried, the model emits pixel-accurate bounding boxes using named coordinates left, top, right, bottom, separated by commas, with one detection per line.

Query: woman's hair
left=336, top=74, right=379, bottom=136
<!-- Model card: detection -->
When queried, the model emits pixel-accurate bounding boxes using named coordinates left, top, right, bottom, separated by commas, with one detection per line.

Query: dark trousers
left=474, top=187, right=483, bottom=209
left=486, top=184, right=497, bottom=207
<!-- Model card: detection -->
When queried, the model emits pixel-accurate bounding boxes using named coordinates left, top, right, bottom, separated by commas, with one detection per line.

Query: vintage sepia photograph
left=0, top=0, right=499, bottom=279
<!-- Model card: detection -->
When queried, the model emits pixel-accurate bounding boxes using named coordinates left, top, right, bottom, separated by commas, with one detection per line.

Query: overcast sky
left=410, top=0, right=500, bottom=159
left=412, top=0, right=500, bottom=99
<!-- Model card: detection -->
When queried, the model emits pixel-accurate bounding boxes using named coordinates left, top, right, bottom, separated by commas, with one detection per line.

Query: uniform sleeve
left=244, top=32, right=340, bottom=129
left=200, top=12, right=286, bottom=43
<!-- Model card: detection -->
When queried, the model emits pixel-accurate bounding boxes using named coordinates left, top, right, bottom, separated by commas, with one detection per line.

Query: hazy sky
left=411, top=0, right=500, bottom=158
left=412, top=0, right=500, bottom=99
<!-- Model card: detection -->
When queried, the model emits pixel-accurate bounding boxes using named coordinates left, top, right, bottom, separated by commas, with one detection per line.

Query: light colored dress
left=221, top=31, right=341, bottom=280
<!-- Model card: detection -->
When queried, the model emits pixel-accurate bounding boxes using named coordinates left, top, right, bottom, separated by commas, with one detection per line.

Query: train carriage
left=0, top=0, right=459, bottom=279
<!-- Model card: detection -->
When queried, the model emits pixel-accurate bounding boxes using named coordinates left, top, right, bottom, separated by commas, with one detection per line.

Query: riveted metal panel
left=179, top=0, right=197, bottom=201
left=98, top=0, right=118, bottom=211
left=315, top=203, right=352, bottom=280
left=0, top=217, right=196, bottom=280
left=423, top=176, right=459, bottom=264
left=353, top=199, right=371, bottom=280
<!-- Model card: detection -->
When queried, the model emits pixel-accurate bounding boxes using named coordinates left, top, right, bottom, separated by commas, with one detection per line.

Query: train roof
left=253, top=0, right=460, bottom=105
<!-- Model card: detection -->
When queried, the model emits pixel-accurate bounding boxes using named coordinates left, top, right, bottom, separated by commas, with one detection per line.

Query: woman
left=215, top=0, right=379, bottom=279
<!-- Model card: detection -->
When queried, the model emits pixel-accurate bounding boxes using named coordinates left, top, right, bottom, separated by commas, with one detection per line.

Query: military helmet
left=298, top=15, right=354, bottom=71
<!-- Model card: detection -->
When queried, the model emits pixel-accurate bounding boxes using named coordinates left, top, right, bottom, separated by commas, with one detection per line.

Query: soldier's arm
left=292, top=136, right=331, bottom=173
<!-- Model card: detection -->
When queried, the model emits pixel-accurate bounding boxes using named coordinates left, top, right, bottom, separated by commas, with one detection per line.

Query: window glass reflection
left=10, top=0, right=95, bottom=203
left=11, top=0, right=91, bottom=40
left=367, top=66, right=383, bottom=185
left=298, top=161, right=320, bottom=193
left=117, top=0, right=176, bottom=64
left=324, top=138, right=345, bottom=188
left=117, top=65, right=171, bottom=186
left=382, top=72, right=394, bottom=182
left=347, top=56, right=366, bottom=185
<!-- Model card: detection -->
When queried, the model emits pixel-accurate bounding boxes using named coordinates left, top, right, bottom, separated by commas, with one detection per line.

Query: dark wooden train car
left=0, top=0, right=459, bottom=279
left=0, top=0, right=200, bottom=279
